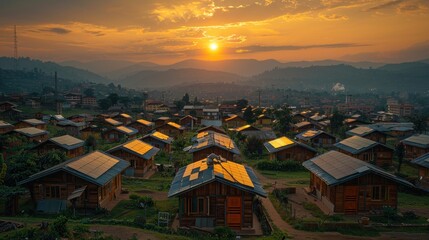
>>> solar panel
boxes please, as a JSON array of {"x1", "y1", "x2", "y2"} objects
[
  {"x1": 313, "y1": 151, "x2": 364, "y2": 180},
  {"x1": 105, "y1": 118, "x2": 122, "y2": 126},
  {"x1": 197, "y1": 131, "x2": 209, "y2": 139},
  {"x1": 268, "y1": 136, "x2": 294, "y2": 149},
  {"x1": 117, "y1": 126, "x2": 135, "y2": 134},
  {"x1": 120, "y1": 113, "x2": 132, "y2": 118},
  {"x1": 167, "y1": 122, "x2": 182, "y2": 129},
  {"x1": 51, "y1": 135, "x2": 83, "y2": 147},
  {"x1": 339, "y1": 136, "x2": 375, "y2": 150},
  {"x1": 67, "y1": 151, "x2": 119, "y2": 179},
  {"x1": 302, "y1": 130, "x2": 319, "y2": 138},
  {"x1": 137, "y1": 119, "x2": 153, "y2": 126},
  {"x1": 152, "y1": 131, "x2": 170, "y2": 140},
  {"x1": 236, "y1": 125, "x2": 251, "y2": 132},
  {"x1": 123, "y1": 139, "x2": 152, "y2": 155}
]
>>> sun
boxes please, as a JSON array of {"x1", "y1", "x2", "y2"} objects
[{"x1": 209, "y1": 42, "x2": 218, "y2": 51}]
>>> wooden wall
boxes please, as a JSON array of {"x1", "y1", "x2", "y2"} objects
[
  {"x1": 192, "y1": 146, "x2": 236, "y2": 162},
  {"x1": 36, "y1": 143, "x2": 84, "y2": 158},
  {"x1": 109, "y1": 149, "x2": 154, "y2": 177},
  {"x1": 272, "y1": 145, "x2": 316, "y2": 162},
  {"x1": 404, "y1": 144, "x2": 429, "y2": 160}
]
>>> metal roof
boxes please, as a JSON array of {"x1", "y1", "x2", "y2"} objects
[
  {"x1": 264, "y1": 136, "x2": 317, "y2": 153},
  {"x1": 14, "y1": 127, "x2": 48, "y2": 137},
  {"x1": 22, "y1": 118, "x2": 45, "y2": 125},
  {"x1": 52, "y1": 115, "x2": 66, "y2": 121},
  {"x1": 142, "y1": 131, "x2": 173, "y2": 144},
  {"x1": 235, "y1": 125, "x2": 259, "y2": 132},
  {"x1": 48, "y1": 135, "x2": 84, "y2": 150},
  {"x1": 369, "y1": 122, "x2": 414, "y2": 133},
  {"x1": 294, "y1": 121, "x2": 312, "y2": 128},
  {"x1": 302, "y1": 150, "x2": 413, "y2": 187},
  {"x1": 116, "y1": 126, "x2": 138, "y2": 135},
  {"x1": 334, "y1": 136, "x2": 382, "y2": 154},
  {"x1": 187, "y1": 132, "x2": 240, "y2": 155},
  {"x1": 346, "y1": 126, "x2": 376, "y2": 137},
  {"x1": 411, "y1": 152, "x2": 429, "y2": 169},
  {"x1": 18, "y1": 151, "x2": 129, "y2": 186},
  {"x1": 108, "y1": 139, "x2": 159, "y2": 160},
  {"x1": 136, "y1": 119, "x2": 154, "y2": 127},
  {"x1": 57, "y1": 120, "x2": 86, "y2": 127},
  {"x1": 296, "y1": 130, "x2": 335, "y2": 141},
  {"x1": 0, "y1": 120, "x2": 13, "y2": 128},
  {"x1": 242, "y1": 130, "x2": 276, "y2": 141},
  {"x1": 166, "y1": 122, "x2": 185, "y2": 130},
  {"x1": 168, "y1": 154, "x2": 266, "y2": 198},
  {"x1": 197, "y1": 125, "x2": 226, "y2": 134},
  {"x1": 105, "y1": 118, "x2": 122, "y2": 126},
  {"x1": 402, "y1": 134, "x2": 429, "y2": 149}
]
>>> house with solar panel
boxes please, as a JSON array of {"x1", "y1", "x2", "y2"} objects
[
  {"x1": 18, "y1": 151, "x2": 129, "y2": 213},
  {"x1": 12, "y1": 127, "x2": 49, "y2": 143},
  {"x1": 103, "y1": 118, "x2": 123, "y2": 128},
  {"x1": 186, "y1": 132, "x2": 240, "y2": 162},
  {"x1": 0, "y1": 120, "x2": 14, "y2": 134},
  {"x1": 168, "y1": 154, "x2": 266, "y2": 231},
  {"x1": 33, "y1": 135, "x2": 85, "y2": 158},
  {"x1": 411, "y1": 153, "x2": 429, "y2": 191},
  {"x1": 401, "y1": 134, "x2": 429, "y2": 160},
  {"x1": 141, "y1": 131, "x2": 173, "y2": 153},
  {"x1": 292, "y1": 121, "x2": 317, "y2": 133},
  {"x1": 346, "y1": 126, "x2": 387, "y2": 144},
  {"x1": 102, "y1": 126, "x2": 138, "y2": 143},
  {"x1": 179, "y1": 115, "x2": 198, "y2": 130},
  {"x1": 155, "y1": 122, "x2": 185, "y2": 138},
  {"x1": 154, "y1": 116, "x2": 171, "y2": 127},
  {"x1": 224, "y1": 115, "x2": 247, "y2": 128},
  {"x1": 335, "y1": 136, "x2": 393, "y2": 167},
  {"x1": 15, "y1": 118, "x2": 47, "y2": 130},
  {"x1": 112, "y1": 113, "x2": 133, "y2": 125},
  {"x1": 197, "y1": 125, "x2": 226, "y2": 135},
  {"x1": 255, "y1": 114, "x2": 273, "y2": 127},
  {"x1": 264, "y1": 136, "x2": 317, "y2": 162},
  {"x1": 108, "y1": 139, "x2": 159, "y2": 177},
  {"x1": 127, "y1": 119, "x2": 154, "y2": 135},
  {"x1": 296, "y1": 130, "x2": 336, "y2": 148},
  {"x1": 303, "y1": 151, "x2": 413, "y2": 214}
]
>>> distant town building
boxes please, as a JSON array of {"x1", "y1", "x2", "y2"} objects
[
  {"x1": 387, "y1": 99, "x2": 414, "y2": 117},
  {"x1": 82, "y1": 96, "x2": 98, "y2": 108}
]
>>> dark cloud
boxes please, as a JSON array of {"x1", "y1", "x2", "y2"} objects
[
  {"x1": 231, "y1": 43, "x2": 368, "y2": 54},
  {"x1": 39, "y1": 27, "x2": 72, "y2": 34},
  {"x1": 366, "y1": 0, "x2": 403, "y2": 12}
]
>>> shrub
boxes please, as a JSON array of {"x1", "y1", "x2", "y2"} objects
[
  {"x1": 129, "y1": 194, "x2": 140, "y2": 201},
  {"x1": 257, "y1": 160, "x2": 304, "y2": 171},
  {"x1": 51, "y1": 215, "x2": 69, "y2": 237},
  {"x1": 213, "y1": 226, "x2": 236, "y2": 240},
  {"x1": 138, "y1": 196, "x2": 154, "y2": 208}
]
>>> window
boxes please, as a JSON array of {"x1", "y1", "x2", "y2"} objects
[
  {"x1": 372, "y1": 186, "x2": 388, "y2": 200},
  {"x1": 45, "y1": 186, "x2": 60, "y2": 198},
  {"x1": 190, "y1": 197, "x2": 206, "y2": 214}
]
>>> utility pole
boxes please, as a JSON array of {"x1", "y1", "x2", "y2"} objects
[
  {"x1": 257, "y1": 89, "x2": 261, "y2": 108},
  {"x1": 14, "y1": 25, "x2": 18, "y2": 70},
  {"x1": 55, "y1": 72, "x2": 63, "y2": 115}
]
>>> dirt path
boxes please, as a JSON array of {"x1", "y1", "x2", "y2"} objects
[{"x1": 89, "y1": 224, "x2": 161, "y2": 240}]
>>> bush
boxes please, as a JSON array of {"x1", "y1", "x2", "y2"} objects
[
  {"x1": 257, "y1": 160, "x2": 304, "y2": 171},
  {"x1": 139, "y1": 196, "x2": 154, "y2": 208},
  {"x1": 213, "y1": 226, "x2": 236, "y2": 240},
  {"x1": 129, "y1": 194, "x2": 140, "y2": 201},
  {"x1": 51, "y1": 215, "x2": 69, "y2": 237}
]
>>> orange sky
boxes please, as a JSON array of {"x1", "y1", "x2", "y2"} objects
[{"x1": 0, "y1": 0, "x2": 428, "y2": 64}]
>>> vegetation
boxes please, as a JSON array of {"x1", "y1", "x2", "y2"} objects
[{"x1": 257, "y1": 160, "x2": 304, "y2": 172}]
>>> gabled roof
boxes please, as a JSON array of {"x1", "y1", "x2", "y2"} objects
[
  {"x1": 369, "y1": 122, "x2": 414, "y2": 133},
  {"x1": 21, "y1": 118, "x2": 45, "y2": 126},
  {"x1": 401, "y1": 134, "x2": 429, "y2": 149},
  {"x1": 335, "y1": 136, "x2": 391, "y2": 154},
  {"x1": 108, "y1": 139, "x2": 159, "y2": 160},
  {"x1": 411, "y1": 152, "x2": 429, "y2": 169},
  {"x1": 180, "y1": 115, "x2": 197, "y2": 121},
  {"x1": 142, "y1": 131, "x2": 173, "y2": 144},
  {"x1": 235, "y1": 124, "x2": 260, "y2": 132},
  {"x1": 241, "y1": 130, "x2": 276, "y2": 141},
  {"x1": 187, "y1": 132, "x2": 240, "y2": 155},
  {"x1": 0, "y1": 120, "x2": 13, "y2": 128},
  {"x1": 309, "y1": 114, "x2": 327, "y2": 121},
  {"x1": 225, "y1": 115, "x2": 245, "y2": 122},
  {"x1": 119, "y1": 113, "x2": 132, "y2": 119},
  {"x1": 303, "y1": 151, "x2": 413, "y2": 187},
  {"x1": 168, "y1": 154, "x2": 266, "y2": 198},
  {"x1": 115, "y1": 126, "x2": 138, "y2": 135},
  {"x1": 346, "y1": 126, "x2": 377, "y2": 137},
  {"x1": 296, "y1": 130, "x2": 335, "y2": 141},
  {"x1": 105, "y1": 118, "x2": 122, "y2": 126},
  {"x1": 18, "y1": 151, "x2": 130, "y2": 186},
  {"x1": 165, "y1": 122, "x2": 185, "y2": 130},
  {"x1": 47, "y1": 135, "x2": 84, "y2": 150},
  {"x1": 14, "y1": 127, "x2": 48, "y2": 137},
  {"x1": 197, "y1": 125, "x2": 226, "y2": 134},
  {"x1": 57, "y1": 120, "x2": 86, "y2": 127},
  {"x1": 264, "y1": 136, "x2": 317, "y2": 153},
  {"x1": 135, "y1": 119, "x2": 154, "y2": 127},
  {"x1": 51, "y1": 115, "x2": 66, "y2": 121},
  {"x1": 294, "y1": 121, "x2": 312, "y2": 128}
]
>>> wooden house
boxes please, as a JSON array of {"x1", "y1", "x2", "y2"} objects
[
  {"x1": 127, "y1": 119, "x2": 154, "y2": 135},
  {"x1": 346, "y1": 126, "x2": 387, "y2": 144},
  {"x1": 292, "y1": 112, "x2": 308, "y2": 123},
  {"x1": 104, "y1": 118, "x2": 123, "y2": 128},
  {"x1": 303, "y1": 151, "x2": 413, "y2": 214},
  {"x1": 102, "y1": 126, "x2": 138, "y2": 143},
  {"x1": 369, "y1": 122, "x2": 414, "y2": 138},
  {"x1": 344, "y1": 118, "x2": 369, "y2": 129},
  {"x1": 13, "y1": 127, "x2": 49, "y2": 143},
  {"x1": 309, "y1": 114, "x2": 327, "y2": 122},
  {"x1": 15, "y1": 118, "x2": 47, "y2": 130},
  {"x1": 141, "y1": 131, "x2": 173, "y2": 153},
  {"x1": 50, "y1": 115, "x2": 66, "y2": 125},
  {"x1": 296, "y1": 130, "x2": 336, "y2": 148},
  {"x1": 186, "y1": 132, "x2": 241, "y2": 162},
  {"x1": 255, "y1": 114, "x2": 273, "y2": 127},
  {"x1": 264, "y1": 136, "x2": 317, "y2": 162},
  {"x1": 155, "y1": 122, "x2": 185, "y2": 138},
  {"x1": 183, "y1": 105, "x2": 204, "y2": 118},
  {"x1": 113, "y1": 113, "x2": 133, "y2": 125},
  {"x1": 401, "y1": 134, "x2": 429, "y2": 160},
  {"x1": 234, "y1": 125, "x2": 260, "y2": 133},
  {"x1": 292, "y1": 121, "x2": 316, "y2": 133},
  {"x1": 80, "y1": 125, "x2": 101, "y2": 140},
  {"x1": 335, "y1": 136, "x2": 393, "y2": 167},
  {"x1": 0, "y1": 101, "x2": 17, "y2": 112},
  {"x1": 168, "y1": 154, "x2": 267, "y2": 230},
  {"x1": 0, "y1": 120, "x2": 14, "y2": 134},
  {"x1": 34, "y1": 135, "x2": 85, "y2": 158},
  {"x1": 57, "y1": 120, "x2": 86, "y2": 137},
  {"x1": 411, "y1": 153, "x2": 429, "y2": 192},
  {"x1": 179, "y1": 115, "x2": 198, "y2": 130},
  {"x1": 108, "y1": 139, "x2": 159, "y2": 177},
  {"x1": 18, "y1": 151, "x2": 129, "y2": 213},
  {"x1": 224, "y1": 115, "x2": 247, "y2": 128},
  {"x1": 197, "y1": 125, "x2": 226, "y2": 135},
  {"x1": 154, "y1": 117, "x2": 170, "y2": 127}
]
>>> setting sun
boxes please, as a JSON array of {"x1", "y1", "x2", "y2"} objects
[{"x1": 209, "y1": 42, "x2": 218, "y2": 51}]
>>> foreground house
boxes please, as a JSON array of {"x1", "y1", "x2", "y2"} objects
[
  {"x1": 141, "y1": 131, "x2": 173, "y2": 153},
  {"x1": 103, "y1": 126, "x2": 138, "y2": 142},
  {"x1": 264, "y1": 136, "x2": 317, "y2": 162},
  {"x1": 15, "y1": 118, "x2": 47, "y2": 130},
  {"x1": 401, "y1": 134, "x2": 429, "y2": 160},
  {"x1": 186, "y1": 132, "x2": 240, "y2": 161},
  {"x1": 128, "y1": 119, "x2": 154, "y2": 135},
  {"x1": 0, "y1": 120, "x2": 14, "y2": 134},
  {"x1": 168, "y1": 154, "x2": 266, "y2": 230},
  {"x1": 13, "y1": 127, "x2": 49, "y2": 143},
  {"x1": 18, "y1": 151, "x2": 129, "y2": 213},
  {"x1": 34, "y1": 135, "x2": 85, "y2": 158},
  {"x1": 346, "y1": 126, "x2": 387, "y2": 144},
  {"x1": 335, "y1": 136, "x2": 393, "y2": 167},
  {"x1": 296, "y1": 130, "x2": 336, "y2": 148},
  {"x1": 411, "y1": 153, "x2": 429, "y2": 192},
  {"x1": 108, "y1": 139, "x2": 159, "y2": 177},
  {"x1": 155, "y1": 122, "x2": 185, "y2": 138},
  {"x1": 303, "y1": 151, "x2": 413, "y2": 214}
]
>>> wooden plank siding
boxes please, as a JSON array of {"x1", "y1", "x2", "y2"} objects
[
  {"x1": 337, "y1": 145, "x2": 393, "y2": 167},
  {"x1": 108, "y1": 149, "x2": 155, "y2": 177},
  {"x1": 192, "y1": 147, "x2": 236, "y2": 162},
  {"x1": 35, "y1": 143, "x2": 84, "y2": 158},
  {"x1": 270, "y1": 145, "x2": 316, "y2": 162}
]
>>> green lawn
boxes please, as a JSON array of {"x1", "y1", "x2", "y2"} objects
[
  {"x1": 259, "y1": 170, "x2": 309, "y2": 180},
  {"x1": 123, "y1": 172, "x2": 174, "y2": 192},
  {"x1": 398, "y1": 192, "x2": 429, "y2": 208}
]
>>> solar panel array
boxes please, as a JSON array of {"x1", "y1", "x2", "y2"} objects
[
  {"x1": 213, "y1": 133, "x2": 235, "y2": 149},
  {"x1": 339, "y1": 136, "x2": 375, "y2": 150},
  {"x1": 105, "y1": 118, "x2": 122, "y2": 126},
  {"x1": 120, "y1": 113, "x2": 132, "y2": 118},
  {"x1": 137, "y1": 119, "x2": 153, "y2": 126},
  {"x1": 268, "y1": 136, "x2": 294, "y2": 149},
  {"x1": 313, "y1": 151, "x2": 364, "y2": 180},
  {"x1": 117, "y1": 126, "x2": 135, "y2": 134},
  {"x1": 349, "y1": 126, "x2": 373, "y2": 135},
  {"x1": 167, "y1": 122, "x2": 183, "y2": 129},
  {"x1": 67, "y1": 151, "x2": 119, "y2": 179},
  {"x1": 123, "y1": 139, "x2": 152, "y2": 155},
  {"x1": 51, "y1": 135, "x2": 83, "y2": 147},
  {"x1": 152, "y1": 131, "x2": 170, "y2": 140},
  {"x1": 196, "y1": 131, "x2": 209, "y2": 139},
  {"x1": 15, "y1": 127, "x2": 46, "y2": 135}
]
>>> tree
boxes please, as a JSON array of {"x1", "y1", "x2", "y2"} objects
[
  {"x1": 107, "y1": 93, "x2": 119, "y2": 105},
  {"x1": 84, "y1": 88, "x2": 94, "y2": 97},
  {"x1": 408, "y1": 114, "x2": 428, "y2": 134},
  {"x1": 243, "y1": 106, "x2": 255, "y2": 123},
  {"x1": 38, "y1": 150, "x2": 66, "y2": 170},
  {"x1": 182, "y1": 93, "x2": 190, "y2": 105},
  {"x1": 244, "y1": 136, "x2": 264, "y2": 158},
  {"x1": 330, "y1": 110, "x2": 345, "y2": 134},
  {"x1": 174, "y1": 100, "x2": 185, "y2": 111},
  {"x1": 273, "y1": 106, "x2": 292, "y2": 133},
  {"x1": 119, "y1": 96, "x2": 131, "y2": 108},
  {"x1": 85, "y1": 135, "x2": 97, "y2": 152},
  {"x1": 236, "y1": 99, "x2": 248, "y2": 111},
  {"x1": 0, "y1": 154, "x2": 7, "y2": 185},
  {"x1": 5, "y1": 150, "x2": 38, "y2": 186},
  {"x1": 98, "y1": 98, "x2": 112, "y2": 111},
  {"x1": 395, "y1": 142, "x2": 405, "y2": 173}
]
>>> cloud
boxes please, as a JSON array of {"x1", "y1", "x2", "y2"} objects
[
  {"x1": 231, "y1": 43, "x2": 368, "y2": 54},
  {"x1": 397, "y1": 1, "x2": 429, "y2": 14},
  {"x1": 319, "y1": 13, "x2": 348, "y2": 20},
  {"x1": 85, "y1": 30, "x2": 105, "y2": 36},
  {"x1": 38, "y1": 27, "x2": 71, "y2": 34},
  {"x1": 366, "y1": 0, "x2": 403, "y2": 12}
]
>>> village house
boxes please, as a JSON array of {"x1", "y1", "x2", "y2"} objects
[
  {"x1": 82, "y1": 96, "x2": 98, "y2": 108},
  {"x1": 292, "y1": 121, "x2": 316, "y2": 132},
  {"x1": 411, "y1": 153, "x2": 429, "y2": 192},
  {"x1": 154, "y1": 116, "x2": 171, "y2": 127},
  {"x1": 13, "y1": 127, "x2": 49, "y2": 143},
  {"x1": 50, "y1": 115, "x2": 66, "y2": 125},
  {"x1": 179, "y1": 115, "x2": 198, "y2": 130},
  {"x1": 296, "y1": 130, "x2": 336, "y2": 148},
  {"x1": 369, "y1": 122, "x2": 414, "y2": 138},
  {"x1": 401, "y1": 134, "x2": 429, "y2": 160},
  {"x1": 15, "y1": 118, "x2": 47, "y2": 130},
  {"x1": 197, "y1": 125, "x2": 226, "y2": 135},
  {"x1": 234, "y1": 125, "x2": 260, "y2": 134},
  {"x1": 108, "y1": 139, "x2": 159, "y2": 177},
  {"x1": 33, "y1": 135, "x2": 85, "y2": 158},
  {"x1": 291, "y1": 112, "x2": 309, "y2": 123},
  {"x1": 168, "y1": 154, "x2": 266, "y2": 230},
  {"x1": 186, "y1": 132, "x2": 240, "y2": 162},
  {"x1": 103, "y1": 126, "x2": 138, "y2": 142},
  {"x1": 264, "y1": 136, "x2": 317, "y2": 162},
  {"x1": 155, "y1": 122, "x2": 185, "y2": 138},
  {"x1": 113, "y1": 113, "x2": 133, "y2": 125},
  {"x1": 57, "y1": 120, "x2": 87, "y2": 137},
  {"x1": 80, "y1": 125, "x2": 101, "y2": 140},
  {"x1": 201, "y1": 107, "x2": 222, "y2": 127},
  {"x1": 0, "y1": 120, "x2": 14, "y2": 134},
  {"x1": 343, "y1": 118, "x2": 369, "y2": 129},
  {"x1": 255, "y1": 114, "x2": 273, "y2": 127},
  {"x1": 18, "y1": 151, "x2": 129, "y2": 213},
  {"x1": 335, "y1": 136, "x2": 393, "y2": 167},
  {"x1": 0, "y1": 107, "x2": 22, "y2": 121},
  {"x1": 103, "y1": 118, "x2": 123, "y2": 128},
  {"x1": 127, "y1": 119, "x2": 154, "y2": 135},
  {"x1": 346, "y1": 126, "x2": 387, "y2": 144},
  {"x1": 303, "y1": 151, "x2": 413, "y2": 214},
  {"x1": 0, "y1": 101, "x2": 17, "y2": 112},
  {"x1": 235, "y1": 125, "x2": 276, "y2": 142},
  {"x1": 224, "y1": 115, "x2": 247, "y2": 128},
  {"x1": 141, "y1": 131, "x2": 173, "y2": 153},
  {"x1": 183, "y1": 105, "x2": 204, "y2": 118},
  {"x1": 144, "y1": 100, "x2": 169, "y2": 112}
]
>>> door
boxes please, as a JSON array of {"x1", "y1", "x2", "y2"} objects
[
  {"x1": 344, "y1": 186, "x2": 358, "y2": 214},
  {"x1": 226, "y1": 196, "x2": 242, "y2": 229}
]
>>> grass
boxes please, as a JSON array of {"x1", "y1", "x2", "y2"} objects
[
  {"x1": 123, "y1": 172, "x2": 174, "y2": 193},
  {"x1": 398, "y1": 192, "x2": 429, "y2": 208},
  {"x1": 259, "y1": 170, "x2": 309, "y2": 180}
]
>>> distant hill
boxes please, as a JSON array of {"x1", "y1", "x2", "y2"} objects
[
  {"x1": 119, "y1": 68, "x2": 245, "y2": 89},
  {"x1": 0, "y1": 57, "x2": 108, "y2": 83},
  {"x1": 60, "y1": 59, "x2": 139, "y2": 77},
  {"x1": 249, "y1": 63, "x2": 429, "y2": 93}
]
